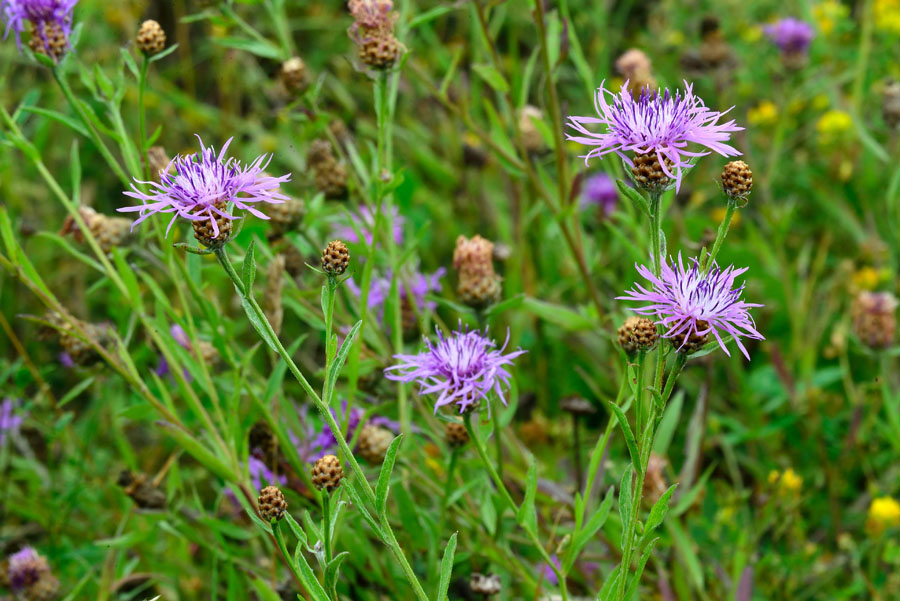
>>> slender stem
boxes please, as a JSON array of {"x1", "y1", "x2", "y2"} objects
[
  {"x1": 323, "y1": 277, "x2": 338, "y2": 407},
  {"x1": 703, "y1": 198, "x2": 737, "y2": 272},
  {"x1": 271, "y1": 520, "x2": 313, "y2": 596},
  {"x1": 431, "y1": 448, "x2": 459, "y2": 583},
  {"x1": 649, "y1": 192, "x2": 662, "y2": 276},
  {"x1": 51, "y1": 67, "x2": 131, "y2": 187},
  {"x1": 572, "y1": 413, "x2": 583, "y2": 494},
  {"x1": 138, "y1": 57, "x2": 150, "y2": 181},
  {"x1": 463, "y1": 414, "x2": 569, "y2": 601},
  {"x1": 322, "y1": 491, "x2": 333, "y2": 563},
  {"x1": 492, "y1": 403, "x2": 504, "y2": 481}
]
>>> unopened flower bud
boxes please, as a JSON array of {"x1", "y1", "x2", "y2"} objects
[
  {"x1": 453, "y1": 234, "x2": 501, "y2": 309},
  {"x1": 444, "y1": 421, "x2": 469, "y2": 448},
  {"x1": 136, "y1": 20, "x2": 166, "y2": 56},
  {"x1": 852, "y1": 291, "x2": 897, "y2": 349},
  {"x1": 518, "y1": 105, "x2": 545, "y2": 153},
  {"x1": 280, "y1": 56, "x2": 309, "y2": 94},
  {"x1": 321, "y1": 240, "x2": 350, "y2": 275},
  {"x1": 617, "y1": 316, "x2": 658, "y2": 354},
  {"x1": 721, "y1": 160, "x2": 753, "y2": 202},
  {"x1": 312, "y1": 454, "x2": 344, "y2": 492},
  {"x1": 357, "y1": 425, "x2": 393, "y2": 463},
  {"x1": 258, "y1": 485, "x2": 287, "y2": 522}
]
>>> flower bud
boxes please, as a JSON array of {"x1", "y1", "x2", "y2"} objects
[
  {"x1": 312, "y1": 454, "x2": 344, "y2": 492},
  {"x1": 136, "y1": 19, "x2": 166, "y2": 56},
  {"x1": 258, "y1": 485, "x2": 287, "y2": 522},
  {"x1": 321, "y1": 240, "x2": 350, "y2": 275}
]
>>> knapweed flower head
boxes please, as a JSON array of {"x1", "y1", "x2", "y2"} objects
[
  {"x1": 566, "y1": 81, "x2": 742, "y2": 191},
  {"x1": 617, "y1": 254, "x2": 764, "y2": 359},
  {"x1": 2, "y1": 0, "x2": 77, "y2": 51},
  {"x1": 384, "y1": 324, "x2": 526, "y2": 414},
  {"x1": 7, "y1": 546, "x2": 53, "y2": 591},
  {"x1": 580, "y1": 172, "x2": 619, "y2": 217},
  {"x1": 332, "y1": 205, "x2": 404, "y2": 247},
  {"x1": 292, "y1": 401, "x2": 399, "y2": 462},
  {"x1": 119, "y1": 136, "x2": 290, "y2": 238},
  {"x1": 763, "y1": 18, "x2": 815, "y2": 55},
  {"x1": 347, "y1": 0, "x2": 402, "y2": 69},
  {"x1": 0, "y1": 397, "x2": 25, "y2": 444}
]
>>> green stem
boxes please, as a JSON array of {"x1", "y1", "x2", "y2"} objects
[
  {"x1": 464, "y1": 414, "x2": 569, "y2": 601},
  {"x1": 703, "y1": 198, "x2": 737, "y2": 272},
  {"x1": 492, "y1": 403, "x2": 504, "y2": 482},
  {"x1": 649, "y1": 192, "x2": 662, "y2": 276},
  {"x1": 323, "y1": 276, "x2": 338, "y2": 407},
  {"x1": 51, "y1": 67, "x2": 131, "y2": 187},
  {"x1": 322, "y1": 491, "x2": 333, "y2": 563},
  {"x1": 138, "y1": 57, "x2": 150, "y2": 181}
]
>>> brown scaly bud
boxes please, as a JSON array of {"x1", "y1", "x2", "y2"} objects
[
  {"x1": 358, "y1": 35, "x2": 403, "y2": 69},
  {"x1": 671, "y1": 320, "x2": 710, "y2": 354},
  {"x1": 883, "y1": 79, "x2": 900, "y2": 131},
  {"x1": 311, "y1": 454, "x2": 344, "y2": 492},
  {"x1": 631, "y1": 152, "x2": 674, "y2": 193},
  {"x1": 280, "y1": 57, "x2": 309, "y2": 94},
  {"x1": 60, "y1": 206, "x2": 134, "y2": 254},
  {"x1": 560, "y1": 396, "x2": 597, "y2": 416},
  {"x1": 453, "y1": 235, "x2": 502, "y2": 309},
  {"x1": 117, "y1": 470, "x2": 166, "y2": 509},
  {"x1": 348, "y1": 0, "x2": 403, "y2": 70},
  {"x1": 357, "y1": 425, "x2": 394, "y2": 464},
  {"x1": 469, "y1": 573, "x2": 502, "y2": 597},
  {"x1": 445, "y1": 421, "x2": 469, "y2": 448},
  {"x1": 321, "y1": 240, "x2": 350, "y2": 275},
  {"x1": 249, "y1": 422, "x2": 279, "y2": 468},
  {"x1": 266, "y1": 196, "x2": 305, "y2": 240},
  {"x1": 518, "y1": 105, "x2": 545, "y2": 153},
  {"x1": 136, "y1": 20, "x2": 166, "y2": 56},
  {"x1": 264, "y1": 255, "x2": 286, "y2": 336},
  {"x1": 307, "y1": 139, "x2": 336, "y2": 167},
  {"x1": 194, "y1": 340, "x2": 221, "y2": 368},
  {"x1": 852, "y1": 291, "x2": 898, "y2": 349},
  {"x1": 147, "y1": 146, "x2": 171, "y2": 182},
  {"x1": 29, "y1": 22, "x2": 67, "y2": 61},
  {"x1": 617, "y1": 316, "x2": 659, "y2": 355},
  {"x1": 258, "y1": 486, "x2": 287, "y2": 522},
  {"x1": 721, "y1": 160, "x2": 753, "y2": 202},
  {"x1": 56, "y1": 318, "x2": 114, "y2": 366},
  {"x1": 192, "y1": 200, "x2": 232, "y2": 249},
  {"x1": 642, "y1": 453, "x2": 669, "y2": 506},
  {"x1": 307, "y1": 140, "x2": 348, "y2": 199},
  {"x1": 616, "y1": 48, "x2": 656, "y2": 97}
]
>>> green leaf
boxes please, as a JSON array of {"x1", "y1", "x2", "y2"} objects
[
  {"x1": 149, "y1": 43, "x2": 179, "y2": 63},
  {"x1": 94, "y1": 64, "x2": 115, "y2": 98},
  {"x1": 641, "y1": 484, "x2": 677, "y2": 541},
  {"x1": 607, "y1": 400, "x2": 641, "y2": 476},
  {"x1": 598, "y1": 565, "x2": 621, "y2": 601},
  {"x1": 472, "y1": 63, "x2": 510, "y2": 94},
  {"x1": 120, "y1": 48, "x2": 139, "y2": 78},
  {"x1": 618, "y1": 464, "x2": 633, "y2": 541},
  {"x1": 625, "y1": 537, "x2": 659, "y2": 600},
  {"x1": 58, "y1": 376, "x2": 95, "y2": 407},
  {"x1": 436, "y1": 532, "x2": 458, "y2": 601},
  {"x1": 325, "y1": 320, "x2": 362, "y2": 404},
  {"x1": 652, "y1": 390, "x2": 684, "y2": 456},
  {"x1": 345, "y1": 481, "x2": 385, "y2": 540},
  {"x1": 563, "y1": 485, "x2": 614, "y2": 573},
  {"x1": 522, "y1": 297, "x2": 594, "y2": 331},
  {"x1": 617, "y1": 180, "x2": 650, "y2": 218},
  {"x1": 240, "y1": 297, "x2": 279, "y2": 353},
  {"x1": 242, "y1": 239, "x2": 257, "y2": 294},
  {"x1": 516, "y1": 456, "x2": 538, "y2": 535},
  {"x1": 156, "y1": 421, "x2": 233, "y2": 482},
  {"x1": 667, "y1": 519, "x2": 704, "y2": 589},
  {"x1": 375, "y1": 434, "x2": 403, "y2": 516},
  {"x1": 19, "y1": 106, "x2": 89, "y2": 138},
  {"x1": 214, "y1": 37, "x2": 282, "y2": 60},
  {"x1": 283, "y1": 512, "x2": 308, "y2": 546},
  {"x1": 324, "y1": 551, "x2": 350, "y2": 598}
]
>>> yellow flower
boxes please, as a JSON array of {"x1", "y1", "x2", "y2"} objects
[
  {"x1": 813, "y1": 0, "x2": 849, "y2": 35},
  {"x1": 780, "y1": 468, "x2": 803, "y2": 494},
  {"x1": 875, "y1": 0, "x2": 900, "y2": 36},
  {"x1": 816, "y1": 110, "x2": 853, "y2": 145},
  {"x1": 866, "y1": 496, "x2": 900, "y2": 536},
  {"x1": 748, "y1": 101, "x2": 779, "y2": 128},
  {"x1": 852, "y1": 266, "x2": 882, "y2": 290},
  {"x1": 742, "y1": 25, "x2": 764, "y2": 43},
  {"x1": 712, "y1": 206, "x2": 741, "y2": 227}
]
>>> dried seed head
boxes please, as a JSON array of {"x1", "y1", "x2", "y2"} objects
[
  {"x1": 280, "y1": 56, "x2": 309, "y2": 94},
  {"x1": 192, "y1": 200, "x2": 232, "y2": 249},
  {"x1": 147, "y1": 146, "x2": 171, "y2": 181},
  {"x1": 518, "y1": 105, "x2": 545, "y2": 153},
  {"x1": 469, "y1": 572, "x2": 502, "y2": 596},
  {"x1": 883, "y1": 79, "x2": 900, "y2": 131},
  {"x1": 264, "y1": 255, "x2": 286, "y2": 336},
  {"x1": 615, "y1": 48, "x2": 656, "y2": 97},
  {"x1": 311, "y1": 454, "x2": 344, "y2": 492},
  {"x1": 444, "y1": 421, "x2": 469, "y2": 448},
  {"x1": 348, "y1": 0, "x2": 403, "y2": 69},
  {"x1": 117, "y1": 470, "x2": 166, "y2": 509},
  {"x1": 258, "y1": 485, "x2": 287, "y2": 522},
  {"x1": 852, "y1": 291, "x2": 898, "y2": 349},
  {"x1": 136, "y1": 20, "x2": 166, "y2": 56},
  {"x1": 358, "y1": 34, "x2": 402, "y2": 69},
  {"x1": 307, "y1": 139, "x2": 336, "y2": 167},
  {"x1": 59, "y1": 320, "x2": 113, "y2": 366},
  {"x1": 721, "y1": 160, "x2": 753, "y2": 202},
  {"x1": 454, "y1": 235, "x2": 502, "y2": 309},
  {"x1": 266, "y1": 196, "x2": 305, "y2": 239},
  {"x1": 631, "y1": 152, "x2": 675, "y2": 193},
  {"x1": 357, "y1": 425, "x2": 394, "y2": 463},
  {"x1": 617, "y1": 316, "x2": 659, "y2": 354},
  {"x1": 670, "y1": 319, "x2": 710, "y2": 354},
  {"x1": 642, "y1": 453, "x2": 669, "y2": 506},
  {"x1": 60, "y1": 207, "x2": 134, "y2": 254},
  {"x1": 249, "y1": 421, "x2": 279, "y2": 467},
  {"x1": 307, "y1": 140, "x2": 348, "y2": 199},
  {"x1": 29, "y1": 22, "x2": 67, "y2": 61},
  {"x1": 560, "y1": 396, "x2": 597, "y2": 416},
  {"x1": 321, "y1": 240, "x2": 350, "y2": 275}
]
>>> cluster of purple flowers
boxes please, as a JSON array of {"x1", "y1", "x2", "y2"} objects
[
  {"x1": 332, "y1": 205, "x2": 405, "y2": 247},
  {"x1": 566, "y1": 81, "x2": 743, "y2": 191},
  {"x1": 579, "y1": 172, "x2": 619, "y2": 218},
  {"x1": 1, "y1": 0, "x2": 77, "y2": 50},
  {"x1": 346, "y1": 267, "x2": 445, "y2": 326},
  {"x1": 764, "y1": 18, "x2": 815, "y2": 56},
  {"x1": 119, "y1": 136, "x2": 290, "y2": 237},
  {"x1": 291, "y1": 401, "x2": 399, "y2": 462},
  {"x1": 618, "y1": 254, "x2": 764, "y2": 359},
  {"x1": 385, "y1": 324, "x2": 526, "y2": 414},
  {"x1": 0, "y1": 397, "x2": 25, "y2": 444}
]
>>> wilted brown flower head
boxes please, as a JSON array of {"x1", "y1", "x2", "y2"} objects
[
  {"x1": 852, "y1": 291, "x2": 898, "y2": 349},
  {"x1": 453, "y1": 235, "x2": 501, "y2": 308}
]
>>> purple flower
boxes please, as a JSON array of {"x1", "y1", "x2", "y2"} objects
[
  {"x1": 7, "y1": 546, "x2": 51, "y2": 591},
  {"x1": 566, "y1": 81, "x2": 743, "y2": 191},
  {"x1": 764, "y1": 18, "x2": 815, "y2": 55},
  {"x1": 2, "y1": 0, "x2": 77, "y2": 51},
  {"x1": 292, "y1": 401, "x2": 399, "y2": 462},
  {"x1": 333, "y1": 205, "x2": 404, "y2": 247},
  {"x1": 0, "y1": 398, "x2": 25, "y2": 444},
  {"x1": 540, "y1": 554, "x2": 561, "y2": 586},
  {"x1": 384, "y1": 324, "x2": 526, "y2": 414},
  {"x1": 580, "y1": 172, "x2": 619, "y2": 217},
  {"x1": 617, "y1": 254, "x2": 764, "y2": 359},
  {"x1": 154, "y1": 324, "x2": 195, "y2": 379},
  {"x1": 119, "y1": 136, "x2": 290, "y2": 237},
  {"x1": 248, "y1": 454, "x2": 286, "y2": 490},
  {"x1": 346, "y1": 267, "x2": 445, "y2": 325}
]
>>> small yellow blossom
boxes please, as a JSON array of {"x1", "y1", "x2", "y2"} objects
[
  {"x1": 748, "y1": 101, "x2": 779, "y2": 128},
  {"x1": 742, "y1": 24, "x2": 764, "y2": 43},
  {"x1": 813, "y1": 0, "x2": 849, "y2": 35},
  {"x1": 769, "y1": 468, "x2": 803, "y2": 496},
  {"x1": 712, "y1": 206, "x2": 741, "y2": 227},
  {"x1": 816, "y1": 110, "x2": 853, "y2": 145},
  {"x1": 874, "y1": 0, "x2": 900, "y2": 36},
  {"x1": 866, "y1": 496, "x2": 900, "y2": 536},
  {"x1": 852, "y1": 266, "x2": 882, "y2": 291}
]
